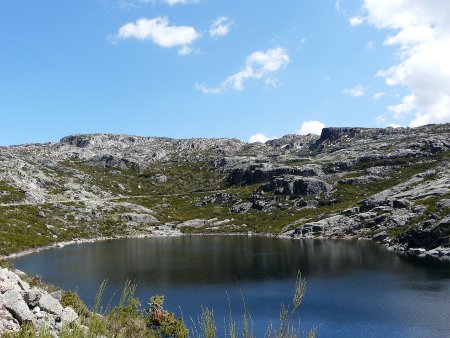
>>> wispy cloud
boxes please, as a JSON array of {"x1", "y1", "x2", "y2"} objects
[
  {"x1": 349, "y1": 16, "x2": 365, "y2": 26},
  {"x1": 342, "y1": 84, "x2": 365, "y2": 97},
  {"x1": 209, "y1": 17, "x2": 233, "y2": 38},
  {"x1": 196, "y1": 47, "x2": 290, "y2": 94},
  {"x1": 373, "y1": 92, "x2": 385, "y2": 100},
  {"x1": 110, "y1": 17, "x2": 200, "y2": 55}
]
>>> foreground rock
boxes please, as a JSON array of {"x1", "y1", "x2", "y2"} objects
[{"x1": 0, "y1": 267, "x2": 79, "y2": 336}]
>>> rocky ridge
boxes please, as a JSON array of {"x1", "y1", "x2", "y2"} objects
[{"x1": 0, "y1": 124, "x2": 449, "y2": 261}]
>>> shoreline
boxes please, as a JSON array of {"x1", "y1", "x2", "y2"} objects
[{"x1": 3, "y1": 228, "x2": 450, "y2": 262}]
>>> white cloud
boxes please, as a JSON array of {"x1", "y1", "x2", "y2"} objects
[
  {"x1": 197, "y1": 47, "x2": 290, "y2": 94},
  {"x1": 387, "y1": 123, "x2": 401, "y2": 128},
  {"x1": 195, "y1": 83, "x2": 221, "y2": 95},
  {"x1": 342, "y1": 84, "x2": 365, "y2": 97},
  {"x1": 209, "y1": 17, "x2": 233, "y2": 38},
  {"x1": 297, "y1": 121, "x2": 325, "y2": 135},
  {"x1": 112, "y1": 17, "x2": 200, "y2": 54},
  {"x1": 249, "y1": 133, "x2": 271, "y2": 143},
  {"x1": 373, "y1": 92, "x2": 385, "y2": 99},
  {"x1": 361, "y1": 0, "x2": 450, "y2": 127},
  {"x1": 349, "y1": 16, "x2": 365, "y2": 26}
]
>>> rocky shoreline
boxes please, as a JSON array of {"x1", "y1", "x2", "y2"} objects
[{"x1": 4, "y1": 226, "x2": 449, "y2": 263}]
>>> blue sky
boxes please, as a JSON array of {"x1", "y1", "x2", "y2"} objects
[{"x1": 1, "y1": 0, "x2": 449, "y2": 145}]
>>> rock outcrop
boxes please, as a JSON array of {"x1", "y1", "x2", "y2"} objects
[
  {"x1": 0, "y1": 267, "x2": 79, "y2": 336},
  {"x1": 261, "y1": 176, "x2": 331, "y2": 196}
]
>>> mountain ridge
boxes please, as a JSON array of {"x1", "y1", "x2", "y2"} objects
[{"x1": 0, "y1": 123, "x2": 449, "y2": 259}]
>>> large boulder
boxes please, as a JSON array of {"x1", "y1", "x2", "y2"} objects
[
  {"x1": 262, "y1": 176, "x2": 331, "y2": 196},
  {"x1": 87, "y1": 154, "x2": 146, "y2": 172},
  {"x1": 400, "y1": 216, "x2": 450, "y2": 250},
  {"x1": 38, "y1": 294, "x2": 64, "y2": 317},
  {"x1": 122, "y1": 213, "x2": 158, "y2": 224},
  {"x1": 0, "y1": 304, "x2": 20, "y2": 334},
  {"x1": 24, "y1": 288, "x2": 43, "y2": 307},
  {"x1": 227, "y1": 163, "x2": 324, "y2": 186},
  {"x1": 62, "y1": 306, "x2": 79, "y2": 325},
  {"x1": 1, "y1": 290, "x2": 32, "y2": 323}
]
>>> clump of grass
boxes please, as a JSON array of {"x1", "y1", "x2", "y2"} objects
[
  {"x1": 61, "y1": 291, "x2": 92, "y2": 319},
  {"x1": 62, "y1": 280, "x2": 189, "y2": 338},
  {"x1": 0, "y1": 181, "x2": 26, "y2": 204}
]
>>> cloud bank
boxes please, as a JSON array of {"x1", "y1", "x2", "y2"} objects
[{"x1": 361, "y1": 0, "x2": 450, "y2": 127}]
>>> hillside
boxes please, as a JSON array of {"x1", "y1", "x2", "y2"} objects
[{"x1": 0, "y1": 124, "x2": 449, "y2": 258}]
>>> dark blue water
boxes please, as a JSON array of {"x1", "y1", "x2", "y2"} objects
[{"x1": 11, "y1": 236, "x2": 450, "y2": 337}]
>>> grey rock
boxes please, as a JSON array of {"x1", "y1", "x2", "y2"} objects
[
  {"x1": 266, "y1": 134, "x2": 319, "y2": 150},
  {"x1": 24, "y1": 288, "x2": 43, "y2": 307},
  {"x1": 230, "y1": 202, "x2": 253, "y2": 213},
  {"x1": 437, "y1": 199, "x2": 450, "y2": 209},
  {"x1": 0, "y1": 304, "x2": 20, "y2": 334},
  {"x1": 226, "y1": 163, "x2": 324, "y2": 186},
  {"x1": 316, "y1": 127, "x2": 374, "y2": 144},
  {"x1": 408, "y1": 248, "x2": 426, "y2": 255},
  {"x1": 1, "y1": 290, "x2": 32, "y2": 323},
  {"x1": 122, "y1": 213, "x2": 158, "y2": 224},
  {"x1": 393, "y1": 199, "x2": 410, "y2": 209},
  {"x1": 262, "y1": 176, "x2": 331, "y2": 196},
  {"x1": 62, "y1": 307, "x2": 79, "y2": 325},
  {"x1": 151, "y1": 174, "x2": 168, "y2": 183},
  {"x1": 38, "y1": 294, "x2": 64, "y2": 317},
  {"x1": 373, "y1": 231, "x2": 388, "y2": 242},
  {"x1": 364, "y1": 166, "x2": 393, "y2": 176},
  {"x1": 196, "y1": 193, "x2": 236, "y2": 207},
  {"x1": 51, "y1": 291, "x2": 62, "y2": 301}
]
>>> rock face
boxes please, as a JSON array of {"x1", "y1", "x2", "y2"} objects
[
  {"x1": 261, "y1": 176, "x2": 331, "y2": 196},
  {"x1": 401, "y1": 216, "x2": 450, "y2": 250},
  {"x1": 266, "y1": 134, "x2": 319, "y2": 150},
  {"x1": 226, "y1": 163, "x2": 324, "y2": 186},
  {"x1": 2, "y1": 290, "x2": 32, "y2": 322},
  {"x1": 316, "y1": 127, "x2": 373, "y2": 144},
  {"x1": 0, "y1": 267, "x2": 80, "y2": 336}
]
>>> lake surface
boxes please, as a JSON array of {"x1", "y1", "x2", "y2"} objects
[{"x1": 11, "y1": 236, "x2": 450, "y2": 337}]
